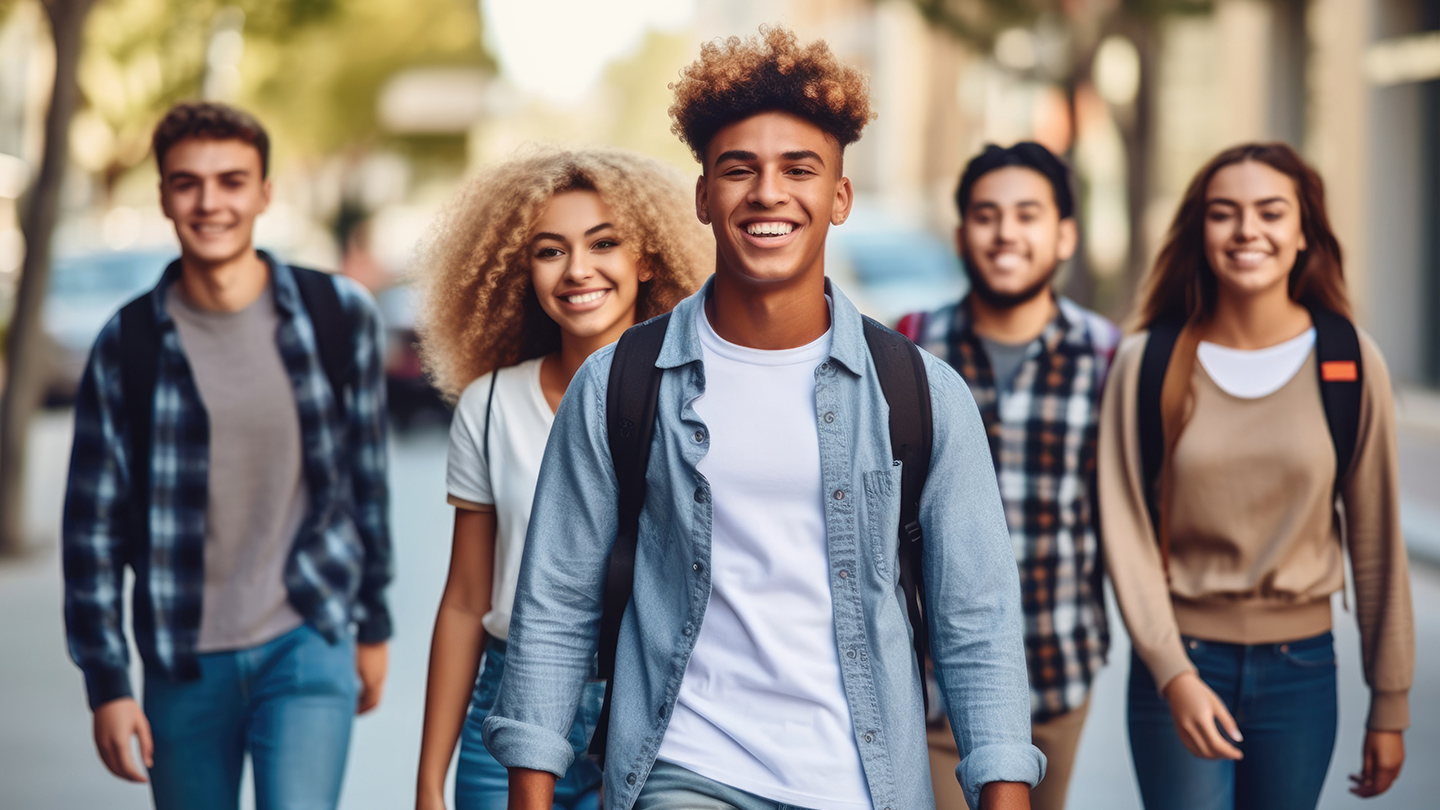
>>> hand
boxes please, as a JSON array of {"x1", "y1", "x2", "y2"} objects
[
  {"x1": 1349, "y1": 730, "x2": 1404, "y2": 797},
  {"x1": 978, "y1": 781, "x2": 1030, "y2": 809},
  {"x1": 357, "y1": 641, "x2": 389, "y2": 714},
  {"x1": 1161, "y1": 670, "x2": 1243, "y2": 760},
  {"x1": 92, "y1": 697, "x2": 153, "y2": 783}
]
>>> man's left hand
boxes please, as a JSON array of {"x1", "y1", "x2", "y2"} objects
[{"x1": 356, "y1": 641, "x2": 389, "y2": 714}]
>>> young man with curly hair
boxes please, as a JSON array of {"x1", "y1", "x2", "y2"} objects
[
  {"x1": 897, "y1": 143, "x2": 1120, "y2": 810},
  {"x1": 483, "y1": 28, "x2": 1042, "y2": 810},
  {"x1": 62, "y1": 101, "x2": 392, "y2": 809}
]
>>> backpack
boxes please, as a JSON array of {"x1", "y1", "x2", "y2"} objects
[
  {"x1": 589, "y1": 311, "x2": 933, "y2": 762},
  {"x1": 117, "y1": 264, "x2": 354, "y2": 548},
  {"x1": 1137, "y1": 305, "x2": 1363, "y2": 544}
]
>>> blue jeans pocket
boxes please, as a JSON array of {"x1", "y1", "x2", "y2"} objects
[{"x1": 1276, "y1": 632, "x2": 1336, "y2": 668}]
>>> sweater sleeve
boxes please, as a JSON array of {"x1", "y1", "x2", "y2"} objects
[
  {"x1": 1097, "y1": 333, "x2": 1195, "y2": 693},
  {"x1": 1342, "y1": 333, "x2": 1414, "y2": 731}
]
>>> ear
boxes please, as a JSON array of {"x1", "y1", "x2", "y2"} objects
[
  {"x1": 637, "y1": 257, "x2": 655, "y2": 283},
  {"x1": 260, "y1": 177, "x2": 274, "y2": 213},
  {"x1": 158, "y1": 178, "x2": 174, "y2": 220},
  {"x1": 954, "y1": 224, "x2": 965, "y2": 257},
  {"x1": 694, "y1": 175, "x2": 710, "y2": 225},
  {"x1": 1056, "y1": 217, "x2": 1079, "y2": 262},
  {"x1": 1297, "y1": 229, "x2": 1308, "y2": 253},
  {"x1": 830, "y1": 176, "x2": 855, "y2": 226}
]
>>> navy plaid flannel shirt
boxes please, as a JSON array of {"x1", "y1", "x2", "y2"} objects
[
  {"x1": 899, "y1": 295, "x2": 1118, "y2": 721},
  {"x1": 63, "y1": 256, "x2": 392, "y2": 709}
]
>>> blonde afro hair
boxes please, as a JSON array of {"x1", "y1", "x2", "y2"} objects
[
  {"x1": 668, "y1": 25, "x2": 876, "y2": 163},
  {"x1": 413, "y1": 146, "x2": 712, "y2": 399}
]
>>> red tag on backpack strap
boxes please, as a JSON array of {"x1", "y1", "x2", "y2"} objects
[{"x1": 1321, "y1": 360, "x2": 1358, "y2": 382}]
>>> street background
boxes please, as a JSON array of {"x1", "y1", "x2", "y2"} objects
[{"x1": 2, "y1": 0, "x2": 1439, "y2": 808}]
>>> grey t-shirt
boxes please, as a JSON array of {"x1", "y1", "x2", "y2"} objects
[
  {"x1": 168, "y1": 285, "x2": 307, "y2": 652},
  {"x1": 980, "y1": 336, "x2": 1034, "y2": 393}
]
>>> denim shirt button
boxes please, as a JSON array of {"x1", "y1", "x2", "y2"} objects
[
  {"x1": 823, "y1": 411, "x2": 835, "y2": 423},
  {"x1": 694, "y1": 487, "x2": 707, "y2": 504},
  {"x1": 864, "y1": 732, "x2": 874, "y2": 743},
  {"x1": 692, "y1": 561, "x2": 704, "y2": 572},
  {"x1": 838, "y1": 569, "x2": 849, "y2": 579},
  {"x1": 833, "y1": 489, "x2": 845, "y2": 500},
  {"x1": 683, "y1": 623, "x2": 694, "y2": 636},
  {"x1": 693, "y1": 429, "x2": 705, "y2": 443},
  {"x1": 626, "y1": 773, "x2": 637, "y2": 785},
  {"x1": 846, "y1": 649, "x2": 857, "y2": 659}
]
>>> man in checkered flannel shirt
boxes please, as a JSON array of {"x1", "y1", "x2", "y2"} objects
[{"x1": 897, "y1": 142, "x2": 1119, "y2": 810}]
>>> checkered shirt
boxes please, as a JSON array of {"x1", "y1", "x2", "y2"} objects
[
  {"x1": 63, "y1": 257, "x2": 393, "y2": 709},
  {"x1": 899, "y1": 295, "x2": 1119, "y2": 720}
]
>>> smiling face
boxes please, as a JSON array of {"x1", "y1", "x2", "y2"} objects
[
  {"x1": 1203, "y1": 160, "x2": 1308, "y2": 301},
  {"x1": 696, "y1": 111, "x2": 853, "y2": 289},
  {"x1": 529, "y1": 189, "x2": 651, "y2": 343},
  {"x1": 958, "y1": 166, "x2": 1076, "y2": 309},
  {"x1": 159, "y1": 137, "x2": 271, "y2": 267}
]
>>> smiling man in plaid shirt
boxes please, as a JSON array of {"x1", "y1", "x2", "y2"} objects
[
  {"x1": 898, "y1": 142, "x2": 1118, "y2": 810},
  {"x1": 62, "y1": 102, "x2": 391, "y2": 810}
]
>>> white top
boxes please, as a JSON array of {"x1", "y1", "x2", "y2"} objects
[
  {"x1": 656, "y1": 307, "x2": 872, "y2": 810},
  {"x1": 446, "y1": 356, "x2": 554, "y2": 641},
  {"x1": 1198, "y1": 328, "x2": 1316, "y2": 399}
]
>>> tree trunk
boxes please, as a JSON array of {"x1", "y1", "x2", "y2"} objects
[
  {"x1": 1117, "y1": 17, "x2": 1157, "y2": 326},
  {"x1": 0, "y1": 0, "x2": 95, "y2": 556}
]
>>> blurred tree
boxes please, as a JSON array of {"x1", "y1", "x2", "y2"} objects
[
  {"x1": 887, "y1": 0, "x2": 1216, "y2": 314},
  {"x1": 1, "y1": 0, "x2": 97, "y2": 556}
]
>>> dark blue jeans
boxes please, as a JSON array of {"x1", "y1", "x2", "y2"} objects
[
  {"x1": 455, "y1": 638, "x2": 606, "y2": 810},
  {"x1": 1127, "y1": 632, "x2": 1338, "y2": 810}
]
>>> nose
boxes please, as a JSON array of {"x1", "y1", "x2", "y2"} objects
[
  {"x1": 196, "y1": 179, "x2": 219, "y2": 213},
  {"x1": 747, "y1": 166, "x2": 788, "y2": 209},
  {"x1": 562, "y1": 250, "x2": 595, "y2": 283},
  {"x1": 995, "y1": 211, "x2": 1020, "y2": 243},
  {"x1": 1236, "y1": 208, "x2": 1262, "y2": 242}
]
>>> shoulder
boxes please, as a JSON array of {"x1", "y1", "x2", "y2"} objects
[
  {"x1": 1058, "y1": 297, "x2": 1121, "y2": 355},
  {"x1": 918, "y1": 346, "x2": 978, "y2": 412},
  {"x1": 898, "y1": 301, "x2": 959, "y2": 352},
  {"x1": 325, "y1": 272, "x2": 382, "y2": 324},
  {"x1": 455, "y1": 368, "x2": 501, "y2": 419},
  {"x1": 1355, "y1": 326, "x2": 1394, "y2": 393},
  {"x1": 1111, "y1": 331, "x2": 1150, "y2": 374}
]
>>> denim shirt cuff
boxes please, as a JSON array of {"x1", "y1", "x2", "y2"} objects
[
  {"x1": 480, "y1": 714, "x2": 576, "y2": 777},
  {"x1": 958, "y1": 742, "x2": 1046, "y2": 810}
]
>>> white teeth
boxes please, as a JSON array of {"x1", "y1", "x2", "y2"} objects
[
  {"x1": 1231, "y1": 251, "x2": 1268, "y2": 264},
  {"x1": 746, "y1": 221, "x2": 795, "y2": 236},
  {"x1": 562, "y1": 290, "x2": 607, "y2": 304}
]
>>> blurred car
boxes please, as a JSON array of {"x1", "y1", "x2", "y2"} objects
[
  {"x1": 826, "y1": 218, "x2": 969, "y2": 327},
  {"x1": 374, "y1": 282, "x2": 450, "y2": 429},
  {"x1": 43, "y1": 249, "x2": 171, "y2": 405}
]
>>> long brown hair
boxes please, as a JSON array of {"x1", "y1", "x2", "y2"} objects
[
  {"x1": 1136, "y1": 143, "x2": 1351, "y2": 574},
  {"x1": 1136, "y1": 141, "x2": 1350, "y2": 330}
]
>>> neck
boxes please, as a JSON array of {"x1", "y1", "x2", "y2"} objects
[
  {"x1": 177, "y1": 247, "x2": 269, "y2": 312},
  {"x1": 1204, "y1": 285, "x2": 1312, "y2": 349},
  {"x1": 707, "y1": 266, "x2": 830, "y2": 350},
  {"x1": 969, "y1": 289, "x2": 1056, "y2": 343}
]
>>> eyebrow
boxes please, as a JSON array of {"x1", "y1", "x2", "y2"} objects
[
  {"x1": 165, "y1": 169, "x2": 251, "y2": 182},
  {"x1": 531, "y1": 222, "x2": 615, "y2": 244},
  {"x1": 969, "y1": 199, "x2": 1045, "y2": 210},
  {"x1": 713, "y1": 150, "x2": 758, "y2": 166},
  {"x1": 782, "y1": 150, "x2": 825, "y2": 165},
  {"x1": 1206, "y1": 196, "x2": 1291, "y2": 207}
]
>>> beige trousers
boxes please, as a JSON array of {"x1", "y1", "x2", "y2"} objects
[{"x1": 927, "y1": 697, "x2": 1091, "y2": 810}]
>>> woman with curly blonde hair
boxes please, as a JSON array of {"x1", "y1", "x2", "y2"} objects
[{"x1": 413, "y1": 147, "x2": 710, "y2": 810}]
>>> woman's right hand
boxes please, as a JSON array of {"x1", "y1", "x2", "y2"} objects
[{"x1": 1161, "y1": 670, "x2": 1243, "y2": 760}]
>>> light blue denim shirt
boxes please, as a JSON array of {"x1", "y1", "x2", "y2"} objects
[{"x1": 483, "y1": 279, "x2": 1044, "y2": 810}]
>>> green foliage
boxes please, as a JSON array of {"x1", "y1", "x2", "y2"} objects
[
  {"x1": 892, "y1": 0, "x2": 1215, "y2": 44},
  {"x1": 76, "y1": 0, "x2": 492, "y2": 179}
]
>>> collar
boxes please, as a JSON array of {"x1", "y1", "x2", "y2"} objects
[
  {"x1": 147, "y1": 249, "x2": 297, "y2": 326},
  {"x1": 656, "y1": 275, "x2": 870, "y2": 376},
  {"x1": 951, "y1": 292, "x2": 1087, "y2": 355}
]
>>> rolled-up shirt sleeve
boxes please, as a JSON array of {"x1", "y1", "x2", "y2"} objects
[{"x1": 918, "y1": 352, "x2": 1045, "y2": 808}]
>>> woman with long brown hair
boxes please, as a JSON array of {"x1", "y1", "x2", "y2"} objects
[
  {"x1": 411, "y1": 147, "x2": 710, "y2": 810},
  {"x1": 1098, "y1": 143, "x2": 1413, "y2": 809}
]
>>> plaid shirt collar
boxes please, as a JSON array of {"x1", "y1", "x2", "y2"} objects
[{"x1": 147, "y1": 250, "x2": 304, "y2": 325}]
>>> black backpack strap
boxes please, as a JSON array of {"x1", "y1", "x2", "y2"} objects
[
  {"x1": 291, "y1": 266, "x2": 354, "y2": 420},
  {"x1": 1137, "y1": 321, "x2": 1183, "y2": 535},
  {"x1": 119, "y1": 295, "x2": 162, "y2": 545},
  {"x1": 591, "y1": 312, "x2": 671, "y2": 763},
  {"x1": 862, "y1": 316, "x2": 933, "y2": 711},
  {"x1": 1309, "y1": 306, "x2": 1363, "y2": 487}
]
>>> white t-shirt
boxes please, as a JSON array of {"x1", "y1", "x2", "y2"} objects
[
  {"x1": 446, "y1": 356, "x2": 554, "y2": 641},
  {"x1": 655, "y1": 308, "x2": 872, "y2": 810},
  {"x1": 1198, "y1": 328, "x2": 1316, "y2": 399}
]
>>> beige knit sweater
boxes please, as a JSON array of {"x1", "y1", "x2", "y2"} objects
[{"x1": 1098, "y1": 330, "x2": 1414, "y2": 731}]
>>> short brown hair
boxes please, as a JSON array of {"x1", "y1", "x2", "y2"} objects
[
  {"x1": 152, "y1": 102, "x2": 270, "y2": 177},
  {"x1": 668, "y1": 26, "x2": 875, "y2": 164}
]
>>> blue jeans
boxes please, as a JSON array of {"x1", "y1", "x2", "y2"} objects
[
  {"x1": 636, "y1": 761, "x2": 817, "y2": 810},
  {"x1": 1127, "y1": 631, "x2": 1338, "y2": 810},
  {"x1": 143, "y1": 624, "x2": 357, "y2": 810},
  {"x1": 456, "y1": 638, "x2": 605, "y2": 810}
]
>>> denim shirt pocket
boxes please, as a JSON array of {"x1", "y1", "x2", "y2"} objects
[{"x1": 863, "y1": 466, "x2": 901, "y2": 580}]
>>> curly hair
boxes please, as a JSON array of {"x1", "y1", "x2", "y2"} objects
[
  {"x1": 413, "y1": 147, "x2": 712, "y2": 400},
  {"x1": 668, "y1": 25, "x2": 876, "y2": 163},
  {"x1": 154, "y1": 101, "x2": 270, "y2": 177}
]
